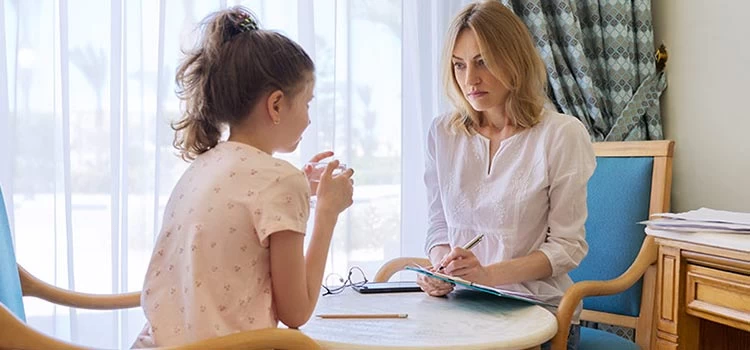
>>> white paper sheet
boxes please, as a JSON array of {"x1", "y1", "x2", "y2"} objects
[{"x1": 645, "y1": 208, "x2": 750, "y2": 233}]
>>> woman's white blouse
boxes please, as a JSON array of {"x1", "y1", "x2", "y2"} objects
[{"x1": 424, "y1": 109, "x2": 596, "y2": 313}]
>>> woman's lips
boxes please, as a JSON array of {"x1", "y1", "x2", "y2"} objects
[{"x1": 468, "y1": 91, "x2": 488, "y2": 99}]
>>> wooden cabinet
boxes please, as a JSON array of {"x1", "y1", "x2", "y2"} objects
[
  {"x1": 685, "y1": 264, "x2": 750, "y2": 331},
  {"x1": 652, "y1": 231, "x2": 750, "y2": 350}
]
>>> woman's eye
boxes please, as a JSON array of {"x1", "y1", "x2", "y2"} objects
[
  {"x1": 453, "y1": 62, "x2": 465, "y2": 69},
  {"x1": 477, "y1": 59, "x2": 485, "y2": 67}
]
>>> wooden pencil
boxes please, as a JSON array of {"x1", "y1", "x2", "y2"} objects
[{"x1": 315, "y1": 313, "x2": 408, "y2": 319}]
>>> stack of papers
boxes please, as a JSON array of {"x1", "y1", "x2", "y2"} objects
[{"x1": 642, "y1": 208, "x2": 750, "y2": 233}]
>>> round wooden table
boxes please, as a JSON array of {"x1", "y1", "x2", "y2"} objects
[{"x1": 300, "y1": 289, "x2": 557, "y2": 350}]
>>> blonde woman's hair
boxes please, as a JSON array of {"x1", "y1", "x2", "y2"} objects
[
  {"x1": 442, "y1": 0, "x2": 547, "y2": 134},
  {"x1": 172, "y1": 6, "x2": 314, "y2": 161}
]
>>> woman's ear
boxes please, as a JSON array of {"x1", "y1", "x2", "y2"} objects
[{"x1": 265, "y1": 90, "x2": 285, "y2": 124}]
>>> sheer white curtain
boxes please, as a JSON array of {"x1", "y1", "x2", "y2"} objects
[{"x1": 1, "y1": 0, "x2": 471, "y2": 348}]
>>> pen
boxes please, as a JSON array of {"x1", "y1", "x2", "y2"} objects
[
  {"x1": 316, "y1": 313, "x2": 408, "y2": 319},
  {"x1": 437, "y1": 234, "x2": 484, "y2": 272}
]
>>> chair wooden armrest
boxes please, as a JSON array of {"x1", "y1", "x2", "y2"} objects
[
  {"x1": 166, "y1": 328, "x2": 321, "y2": 350},
  {"x1": 5, "y1": 266, "x2": 322, "y2": 349},
  {"x1": 1, "y1": 302, "x2": 320, "y2": 350},
  {"x1": 550, "y1": 236, "x2": 658, "y2": 350},
  {"x1": 18, "y1": 264, "x2": 141, "y2": 310},
  {"x1": 374, "y1": 257, "x2": 431, "y2": 282},
  {"x1": 1, "y1": 302, "x2": 83, "y2": 350}
]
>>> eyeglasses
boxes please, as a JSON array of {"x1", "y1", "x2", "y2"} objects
[{"x1": 321, "y1": 266, "x2": 368, "y2": 296}]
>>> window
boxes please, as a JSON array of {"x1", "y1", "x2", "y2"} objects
[{"x1": 2, "y1": 0, "x2": 453, "y2": 347}]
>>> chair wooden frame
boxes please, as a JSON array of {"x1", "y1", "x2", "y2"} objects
[
  {"x1": 373, "y1": 257, "x2": 431, "y2": 283},
  {"x1": 551, "y1": 140, "x2": 674, "y2": 350},
  {"x1": 0, "y1": 265, "x2": 321, "y2": 350},
  {"x1": 374, "y1": 140, "x2": 674, "y2": 350}
]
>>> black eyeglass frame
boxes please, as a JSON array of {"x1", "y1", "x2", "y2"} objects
[{"x1": 321, "y1": 266, "x2": 368, "y2": 296}]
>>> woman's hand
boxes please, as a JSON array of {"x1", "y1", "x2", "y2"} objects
[
  {"x1": 439, "y1": 248, "x2": 491, "y2": 285},
  {"x1": 303, "y1": 151, "x2": 334, "y2": 194},
  {"x1": 416, "y1": 266, "x2": 454, "y2": 297},
  {"x1": 314, "y1": 160, "x2": 354, "y2": 217}
]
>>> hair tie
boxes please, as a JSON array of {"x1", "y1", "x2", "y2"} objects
[{"x1": 237, "y1": 15, "x2": 258, "y2": 32}]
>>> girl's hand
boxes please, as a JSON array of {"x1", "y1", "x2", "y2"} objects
[
  {"x1": 314, "y1": 160, "x2": 354, "y2": 216},
  {"x1": 303, "y1": 151, "x2": 334, "y2": 194},
  {"x1": 416, "y1": 266, "x2": 454, "y2": 297},
  {"x1": 439, "y1": 248, "x2": 491, "y2": 285}
]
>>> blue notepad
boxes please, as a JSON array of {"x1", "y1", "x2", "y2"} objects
[{"x1": 405, "y1": 265, "x2": 557, "y2": 308}]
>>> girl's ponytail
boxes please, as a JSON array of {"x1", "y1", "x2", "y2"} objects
[{"x1": 171, "y1": 117, "x2": 221, "y2": 161}]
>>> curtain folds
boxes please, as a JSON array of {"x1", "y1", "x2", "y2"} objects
[{"x1": 505, "y1": 0, "x2": 666, "y2": 141}]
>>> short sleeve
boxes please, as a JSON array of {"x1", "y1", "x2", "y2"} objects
[{"x1": 251, "y1": 173, "x2": 310, "y2": 247}]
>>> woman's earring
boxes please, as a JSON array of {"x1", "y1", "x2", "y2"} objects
[{"x1": 273, "y1": 119, "x2": 280, "y2": 125}]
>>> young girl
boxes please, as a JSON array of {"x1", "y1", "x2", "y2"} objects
[{"x1": 133, "y1": 7, "x2": 354, "y2": 347}]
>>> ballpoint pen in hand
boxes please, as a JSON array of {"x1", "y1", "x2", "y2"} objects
[{"x1": 437, "y1": 234, "x2": 484, "y2": 272}]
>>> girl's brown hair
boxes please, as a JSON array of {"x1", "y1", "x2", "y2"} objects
[
  {"x1": 172, "y1": 6, "x2": 314, "y2": 161},
  {"x1": 442, "y1": 0, "x2": 547, "y2": 134}
]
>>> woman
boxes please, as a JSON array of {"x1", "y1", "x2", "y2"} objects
[{"x1": 416, "y1": 1, "x2": 596, "y2": 349}]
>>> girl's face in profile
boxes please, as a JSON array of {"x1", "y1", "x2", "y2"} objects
[
  {"x1": 451, "y1": 29, "x2": 509, "y2": 114},
  {"x1": 277, "y1": 79, "x2": 314, "y2": 153}
]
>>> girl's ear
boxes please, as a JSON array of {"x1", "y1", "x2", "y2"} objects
[{"x1": 265, "y1": 90, "x2": 285, "y2": 124}]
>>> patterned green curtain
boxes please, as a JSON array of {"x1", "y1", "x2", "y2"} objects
[{"x1": 501, "y1": 0, "x2": 666, "y2": 141}]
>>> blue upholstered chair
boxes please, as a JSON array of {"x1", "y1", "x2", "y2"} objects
[
  {"x1": 552, "y1": 140, "x2": 675, "y2": 350},
  {"x1": 374, "y1": 141, "x2": 675, "y2": 350},
  {"x1": 0, "y1": 186, "x2": 26, "y2": 322},
  {"x1": 0, "y1": 187, "x2": 321, "y2": 349}
]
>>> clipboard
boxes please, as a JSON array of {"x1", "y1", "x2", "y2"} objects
[{"x1": 405, "y1": 265, "x2": 557, "y2": 308}]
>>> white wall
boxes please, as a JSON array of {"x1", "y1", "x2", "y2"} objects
[{"x1": 652, "y1": 0, "x2": 750, "y2": 212}]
